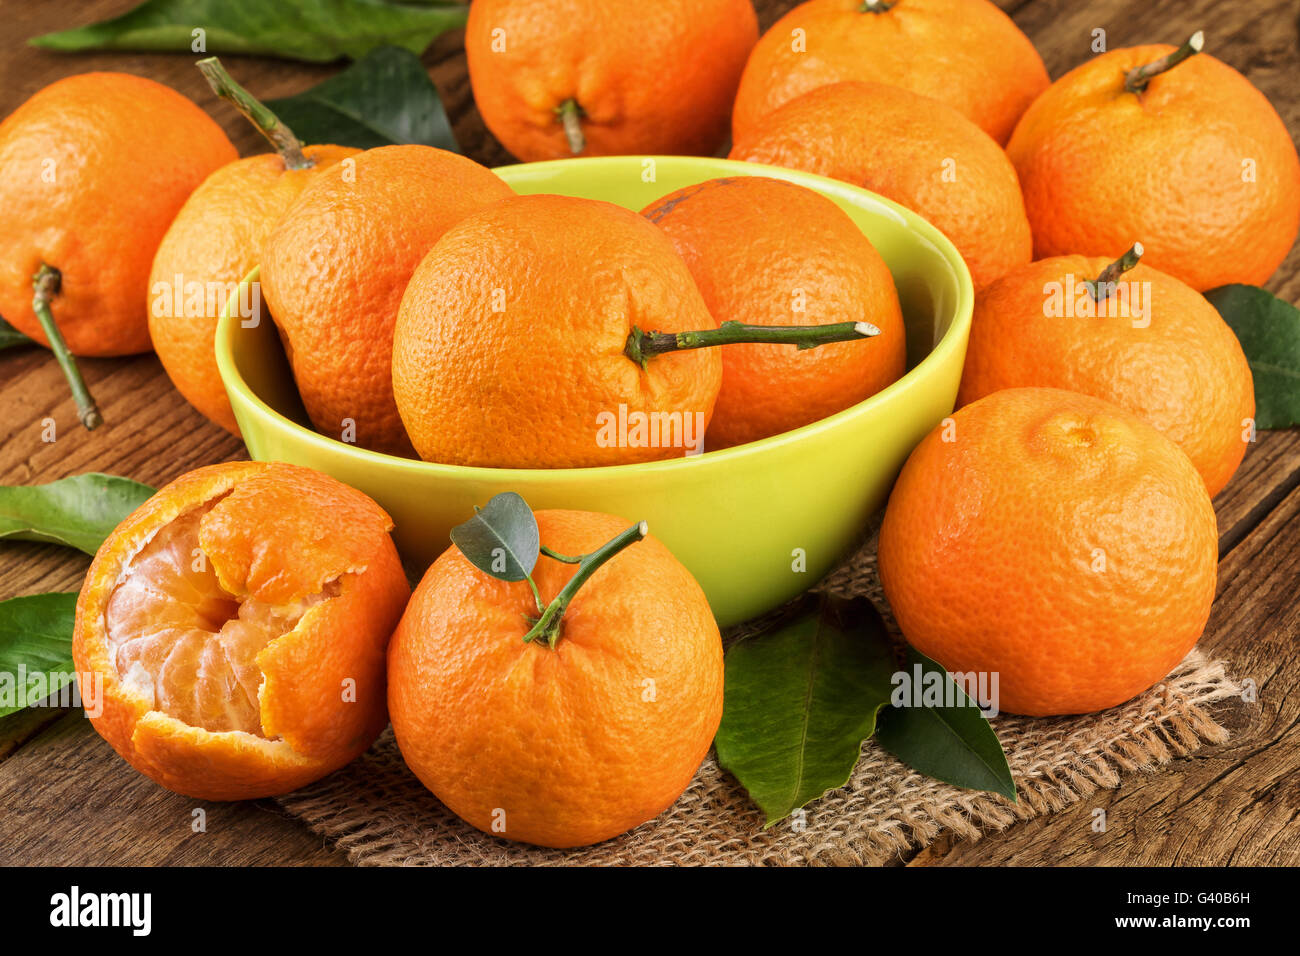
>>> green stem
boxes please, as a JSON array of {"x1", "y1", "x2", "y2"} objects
[
  {"x1": 32, "y1": 265, "x2": 101, "y2": 431},
  {"x1": 1124, "y1": 31, "x2": 1204, "y2": 94},
  {"x1": 196, "y1": 56, "x2": 313, "y2": 170},
  {"x1": 1084, "y1": 242, "x2": 1144, "y2": 302},
  {"x1": 858, "y1": 0, "x2": 894, "y2": 11},
  {"x1": 539, "y1": 545, "x2": 583, "y2": 564},
  {"x1": 556, "y1": 98, "x2": 585, "y2": 156},
  {"x1": 625, "y1": 319, "x2": 879, "y2": 369},
  {"x1": 523, "y1": 575, "x2": 544, "y2": 618},
  {"x1": 523, "y1": 521, "x2": 648, "y2": 648}
]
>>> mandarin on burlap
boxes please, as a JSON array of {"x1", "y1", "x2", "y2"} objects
[{"x1": 276, "y1": 528, "x2": 1240, "y2": 866}]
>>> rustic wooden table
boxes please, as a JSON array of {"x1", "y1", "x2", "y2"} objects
[{"x1": 1, "y1": 0, "x2": 1297, "y2": 867}]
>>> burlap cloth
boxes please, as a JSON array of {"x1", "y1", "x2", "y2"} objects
[{"x1": 276, "y1": 529, "x2": 1242, "y2": 866}]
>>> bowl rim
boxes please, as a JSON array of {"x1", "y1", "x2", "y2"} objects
[{"x1": 214, "y1": 155, "x2": 974, "y2": 482}]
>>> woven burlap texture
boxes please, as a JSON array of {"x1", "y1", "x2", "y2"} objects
[{"x1": 276, "y1": 530, "x2": 1242, "y2": 866}]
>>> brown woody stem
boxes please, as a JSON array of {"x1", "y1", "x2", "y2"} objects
[
  {"x1": 1124, "y1": 31, "x2": 1204, "y2": 94},
  {"x1": 1085, "y1": 242, "x2": 1144, "y2": 302},
  {"x1": 197, "y1": 56, "x2": 313, "y2": 170},
  {"x1": 32, "y1": 265, "x2": 102, "y2": 431},
  {"x1": 625, "y1": 319, "x2": 880, "y2": 369},
  {"x1": 556, "y1": 98, "x2": 585, "y2": 155}
]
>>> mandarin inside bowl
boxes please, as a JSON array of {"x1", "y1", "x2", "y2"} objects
[{"x1": 215, "y1": 156, "x2": 972, "y2": 628}]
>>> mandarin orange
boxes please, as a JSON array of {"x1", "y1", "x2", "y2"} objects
[
  {"x1": 72, "y1": 461, "x2": 410, "y2": 800},
  {"x1": 388, "y1": 509, "x2": 723, "y2": 848},
  {"x1": 731, "y1": 0, "x2": 1048, "y2": 146},
  {"x1": 642, "y1": 176, "x2": 906, "y2": 448},
  {"x1": 259, "y1": 145, "x2": 515, "y2": 456},
  {"x1": 392, "y1": 193, "x2": 722, "y2": 468},
  {"x1": 466, "y1": 0, "x2": 758, "y2": 161},
  {"x1": 1007, "y1": 38, "x2": 1300, "y2": 291},
  {"x1": 958, "y1": 251, "x2": 1255, "y2": 497},
  {"x1": 0, "y1": 73, "x2": 236, "y2": 358},
  {"x1": 878, "y1": 387, "x2": 1218, "y2": 717},
  {"x1": 730, "y1": 81, "x2": 1032, "y2": 290},
  {"x1": 149, "y1": 145, "x2": 358, "y2": 436}
]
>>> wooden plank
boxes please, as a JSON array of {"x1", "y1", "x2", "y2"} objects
[
  {"x1": 1216, "y1": 430, "x2": 1300, "y2": 557},
  {"x1": 0, "y1": 713, "x2": 348, "y2": 866}
]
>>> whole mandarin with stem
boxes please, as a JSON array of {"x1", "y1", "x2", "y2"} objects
[
  {"x1": 465, "y1": 0, "x2": 758, "y2": 161},
  {"x1": 878, "y1": 387, "x2": 1218, "y2": 717},
  {"x1": 642, "y1": 176, "x2": 906, "y2": 449},
  {"x1": 259, "y1": 144, "x2": 515, "y2": 457},
  {"x1": 149, "y1": 57, "x2": 360, "y2": 436},
  {"x1": 1007, "y1": 32, "x2": 1300, "y2": 291},
  {"x1": 731, "y1": 0, "x2": 1048, "y2": 146},
  {"x1": 388, "y1": 508, "x2": 723, "y2": 848},
  {"x1": 73, "y1": 461, "x2": 410, "y2": 800},
  {"x1": 0, "y1": 72, "x2": 237, "y2": 428},
  {"x1": 958, "y1": 244, "x2": 1255, "y2": 497},
  {"x1": 391, "y1": 193, "x2": 883, "y2": 468},
  {"x1": 731, "y1": 81, "x2": 1033, "y2": 290}
]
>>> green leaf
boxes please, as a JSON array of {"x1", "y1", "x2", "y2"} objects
[
  {"x1": 0, "y1": 593, "x2": 79, "y2": 719},
  {"x1": 450, "y1": 492, "x2": 539, "y2": 583},
  {"x1": 876, "y1": 646, "x2": 1016, "y2": 801},
  {"x1": 0, "y1": 316, "x2": 34, "y2": 351},
  {"x1": 30, "y1": 0, "x2": 469, "y2": 63},
  {"x1": 0, "y1": 474, "x2": 156, "y2": 556},
  {"x1": 715, "y1": 594, "x2": 896, "y2": 827},
  {"x1": 1205, "y1": 284, "x2": 1300, "y2": 430},
  {"x1": 266, "y1": 45, "x2": 457, "y2": 151}
]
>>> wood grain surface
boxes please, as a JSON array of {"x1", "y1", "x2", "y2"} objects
[{"x1": 1, "y1": 0, "x2": 1297, "y2": 866}]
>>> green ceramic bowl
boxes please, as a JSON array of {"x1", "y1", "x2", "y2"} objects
[{"x1": 215, "y1": 156, "x2": 972, "y2": 627}]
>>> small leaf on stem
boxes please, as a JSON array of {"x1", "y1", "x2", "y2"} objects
[
  {"x1": 523, "y1": 520, "x2": 647, "y2": 647},
  {"x1": 450, "y1": 492, "x2": 540, "y2": 583}
]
